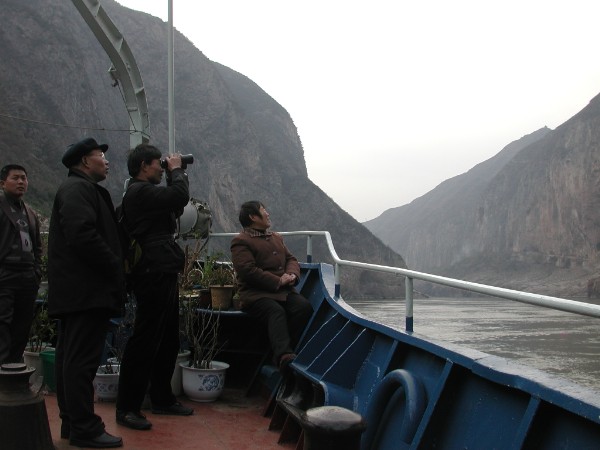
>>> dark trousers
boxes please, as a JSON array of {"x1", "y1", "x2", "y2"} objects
[
  {"x1": 56, "y1": 308, "x2": 111, "y2": 439},
  {"x1": 0, "y1": 268, "x2": 39, "y2": 363},
  {"x1": 243, "y1": 292, "x2": 312, "y2": 365},
  {"x1": 116, "y1": 272, "x2": 180, "y2": 412}
]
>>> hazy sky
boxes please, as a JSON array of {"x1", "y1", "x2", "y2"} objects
[{"x1": 116, "y1": 0, "x2": 600, "y2": 221}]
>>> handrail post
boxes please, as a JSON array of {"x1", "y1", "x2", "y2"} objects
[
  {"x1": 334, "y1": 263, "x2": 341, "y2": 298},
  {"x1": 405, "y1": 276, "x2": 414, "y2": 332},
  {"x1": 306, "y1": 235, "x2": 313, "y2": 263}
]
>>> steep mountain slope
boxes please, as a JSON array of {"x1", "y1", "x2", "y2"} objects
[
  {"x1": 0, "y1": 0, "x2": 404, "y2": 298},
  {"x1": 365, "y1": 128, "x2": 550, "y2": 269},
  {"x1": 366, "y1": 95, "x2": 600, "y2": 297}
]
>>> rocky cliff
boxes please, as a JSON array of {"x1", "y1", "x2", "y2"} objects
[
  {"x1": 0, "y1": 0, "x2": 405, "y2": 298},
  {"x1": 366, "y1": 95, "x2": 600, "y2": 298}
]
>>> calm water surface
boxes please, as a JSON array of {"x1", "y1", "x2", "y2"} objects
[{"x1": 347, "y1": 297, "x2": 600, "y2": 392}]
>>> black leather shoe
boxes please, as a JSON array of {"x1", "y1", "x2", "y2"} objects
[
  {"x1": 151, "y1": 401, "x2": 193, "y2": 416},
  {"x1": 70, "y1": 431, "x2": 123, "y2": 448},
  {"x1": 116, "y1": 410, "x2": 152, "y2": 430}
]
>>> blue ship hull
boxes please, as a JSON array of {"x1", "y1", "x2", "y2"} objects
[{"x1": 272, "y1": 262, "x2": 600, "y2": 449}]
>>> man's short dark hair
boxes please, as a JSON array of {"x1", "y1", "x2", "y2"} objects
[
  {"x1": 127, "y1": 144, "x2": 162, "y2": 177},
  {"x1": 239, "y1": 201, "x2": 264, "y2": 227},
  {"x1": 0, "y1": 164, "x2": 27, "y2": 181}
]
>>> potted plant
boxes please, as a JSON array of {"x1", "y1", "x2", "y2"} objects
[
  {"x1": 171, "y1": 243, "x2": 201, "y2": 396},
  {"x1": 182, "y1": 248, "x2": 236, "y2": 309},
  {"x1": 24, "y1": 292, "x2": 57, "y2": 386},
  {"x1": 178, "y1": 242, "x2": 235, "y2": 394},
  {"x1": 205, "y1": 262, "x2": 236, "y2": 310},
  {"x1": 94, "y1": 362, "x2": 121, "y2": 402},
  {"x1": 179, "y1": 290, "x2": 229, "y2": 402},
  {"x1": 26, "y1": 294, "x2": 56, "y2": 353}
]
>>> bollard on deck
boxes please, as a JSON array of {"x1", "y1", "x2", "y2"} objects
[
  {"x1": 0, "y1": 363, "x2": 54, "y2": 450},
  {"x1": 299, "y1": 405, "x2": 366, "y2": 450}
]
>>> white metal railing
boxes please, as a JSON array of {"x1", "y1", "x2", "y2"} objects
[{"x1": 208, "y1": 231, "x2": 600, "y2": 332}]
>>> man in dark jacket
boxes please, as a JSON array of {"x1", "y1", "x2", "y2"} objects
[
  {"x1": 0, "y1": 164, "x2": 42, "y2": 364},
  {"x1": 48, "y1": 137, "x2": 124, "y2": 449},
  {"x1": 115, "y1": 143, "x2": 193, "y2": 431},
  {"x1": 231, "y1": 201, "x2": 313, "y2": 372}
]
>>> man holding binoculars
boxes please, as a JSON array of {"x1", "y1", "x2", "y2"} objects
[{"x1": 116, "y1": 143, "x2": 194, "y2": 431}]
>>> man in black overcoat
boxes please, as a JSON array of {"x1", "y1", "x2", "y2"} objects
[{"x1": 48, "y1": 137, "x2": 125, "y2": 448}]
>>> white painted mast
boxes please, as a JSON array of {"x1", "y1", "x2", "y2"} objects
[{"x1": 168, "y1": 0, "x2": 175, "y2": 155}]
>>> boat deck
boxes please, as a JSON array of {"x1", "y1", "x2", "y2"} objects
[{"x1": 44, "y1": 388, "x2": 293, "y2": 449}]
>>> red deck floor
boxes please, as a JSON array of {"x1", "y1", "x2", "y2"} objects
[{"x1": 44, "y1": 388, "x2": 294, "y2": 449}]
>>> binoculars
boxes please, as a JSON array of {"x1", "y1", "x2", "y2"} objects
[{"x1": 160, "y1": 154, "x2": 194, "y2": 169}]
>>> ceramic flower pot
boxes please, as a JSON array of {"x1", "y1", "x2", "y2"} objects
[
  {"x1": 93, "y1": 364, "x2": 120, "y2": 402},
  {"x1": 180, "y1": 360, "x2": 229, "y2": 402},
  {"x1": 23, "y1": 345, "x2": 53, "y2": 385},
  {"x1": 209, "y1": 286, "x2": 233, "y2": 310}
]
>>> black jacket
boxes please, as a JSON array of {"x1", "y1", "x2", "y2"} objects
[
  {"x1": 0, "y1": 191, "x2": 43, "y2": 278},
  {"x1": 47, "y1": 170, "x2": 124, "y2": 317},
  {"x1": 123, "y1": 168, "x2": 189, "y2": 274}
]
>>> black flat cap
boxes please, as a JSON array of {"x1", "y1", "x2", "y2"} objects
[{"x1": 62, "y1": 137, "x2": 109, "y2": 168}]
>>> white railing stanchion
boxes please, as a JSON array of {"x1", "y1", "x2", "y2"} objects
[
  {"x1": 306, "y1": 235, "x2": 313, "y2": 263},
  {"x1": 405, "y1": 276, "x2": 414, "y2": 332},
  {"x1": 334, "y1": 263, "x2": 341, "y2": 298}
]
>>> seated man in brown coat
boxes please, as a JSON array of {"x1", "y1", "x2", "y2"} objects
[{"x1": 230, "y1": 201, "x2": 312, "y2": 371}]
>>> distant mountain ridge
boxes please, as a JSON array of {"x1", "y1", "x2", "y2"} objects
[
  {"x1": 0, "y1": 0, "x2": 405, "y2": 298},
  {"x1": 364, "y1": 127, "x2": 551, "y2": 269},
  {"x1": 365, "y1": 94, "x2": 600, "y2": 297}
]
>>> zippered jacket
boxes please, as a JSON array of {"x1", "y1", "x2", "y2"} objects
[
  {"x1": 47, "y1": 170, "x2": 124, "y2": 317},
  {"x1": 0, "y1": 191, "x2": 42, "y2": 278}
]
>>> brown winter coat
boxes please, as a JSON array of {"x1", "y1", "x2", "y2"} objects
[{"x1": 231, "y1": 230, "x2": 300, "y2": 307}]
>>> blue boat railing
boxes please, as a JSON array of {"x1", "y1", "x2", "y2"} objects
[{"x1": 207, "y1": 231, "x2": 600, "y2": 332}]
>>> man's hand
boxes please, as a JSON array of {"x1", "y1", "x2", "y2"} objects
[{"x1": 164, "y1": 154, "x2": 182, "y2": 172}]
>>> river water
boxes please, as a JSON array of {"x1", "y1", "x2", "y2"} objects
[{"x1": 346, "y1": 297, "x2": 600, "y2": 392}]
